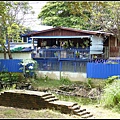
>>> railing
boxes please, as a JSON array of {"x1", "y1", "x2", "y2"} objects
[
  {"x1": 32, "y1": 47, "x2": 90, "y2": 61},
  {"x1": 35, "y1": 59, "x2": 87, "y2": 72}
]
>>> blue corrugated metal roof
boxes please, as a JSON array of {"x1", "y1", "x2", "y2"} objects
[{"x1": 30, "y1": 36, "x2": 91, "y2": 39}]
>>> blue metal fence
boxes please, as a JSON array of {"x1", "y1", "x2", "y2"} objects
[
  {"x1": 0, "y1": 59, "x2": 87, "y2": 73},
  {"x1": 0, "y1": 59, "x2": 23, "y2": 72},
  {"x1": 2, "y1": 59, "x2": 120, "y2": 79},
  {"x1": 87, "y1": 61, "x2": 120, "y2": 79}
]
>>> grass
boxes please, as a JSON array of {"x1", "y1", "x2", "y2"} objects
[
  {"x1": 29, "y1": 76, "x2": 102, "y2": 106},
  {"x1": 0, "y1": 106, "x2": 80, "y2": 119},
  {"x1": 30, "y1": 76, "x2": 106, "y2": 91},
  {"x1": 3, "y1": 109, "x2": 17, "y2": 118},
  {"x1": 30, "y1": 76, "x2": 73, "y2": 89},
  {"x1": 100, "y1": 80, "x2": 120, "y2": 109},
  {"x1": 54, "y1": 94, "x2": 98, "y2": 105}
]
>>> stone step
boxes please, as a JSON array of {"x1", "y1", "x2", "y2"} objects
[
  {"x1": 42, "y1": 95, "x2": 56, "y2": 99},
  {"x1": 70, "y1": 104, "x2": 81, "y2": 110},
  {"x1": 73, "y1": 108, "x2": 86, "y2": 113},
  {"x1": 81, "y1": 113, "x2": 93, "y2": 118},
  {"x1": 44, "y1": 97, "x2": 59, "y2": 102},
  {"x1": 51, "y1": 100, "x2": 77, "y2": 107},
  {"x1": 79, "y1": 108, "x2": 86, "y2": 112},
  {"x1": 71, "y1": 103, "x2": 78, "y2": 107},
  {"x1": 41, "y1": 93, "x2": 52, "y2": 97},
  {"x1": 76, "y1": 111, "x2": 90, "y2": 116}
]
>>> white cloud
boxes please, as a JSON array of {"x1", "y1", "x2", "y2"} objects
[{"x1": 23, "y1": 1, "x2": 52, "y2": 30}]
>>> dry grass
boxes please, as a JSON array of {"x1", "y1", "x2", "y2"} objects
[
  {"x1": 0, "y1": 106, "x2": 80, "y2": 119},
  {"x1": 0, "y1": 104, "x2": 120, "y2": 119},
  {"x1": 82, "y1": 104, "x2": 120, "y2": 119}
]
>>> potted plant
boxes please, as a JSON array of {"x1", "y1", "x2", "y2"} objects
[{"x1": 76, "y1": 51, "x2": 80, "y2": 58}]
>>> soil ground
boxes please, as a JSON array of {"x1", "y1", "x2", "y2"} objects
[
  {"x1": 0, "y1": 104, "x2": 120, "y2": 119},
  {"x1": 0, "y1": 79, "x2": 119, "y2": 119}
]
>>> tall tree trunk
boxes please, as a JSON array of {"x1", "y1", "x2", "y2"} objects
[
  {"x1": 3, "y1": 44, "x2": 7, "y2": 59},
  {"x1": 3, "y1": 47, "x2": 6, "y2": 59},
  {"x1": 7, "y1": 39, "x2": 12, "y2": 59}
]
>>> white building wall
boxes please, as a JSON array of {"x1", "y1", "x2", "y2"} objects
[
  {"x1": 36, "y1": 71, "x2": 87, "y2": 82},
  {"x1": 0, "y1": 52, "x2": 32, "y2": 59}
]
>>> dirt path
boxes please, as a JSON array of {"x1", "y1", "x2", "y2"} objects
[
  {"x1": 82, "y1": 104, "x2": 120, "y2": 119},
  {"x1": 0, "y1": 104, "x2": 120, "y2": 119}
]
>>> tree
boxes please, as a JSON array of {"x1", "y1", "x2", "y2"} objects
[
  {"x1": 0, "y1": 1, "x2": 10, "y2": 59},
  {"x1": 60, "y1": 1, "x2": 120, "y2": 41},
  {"x1": 88, "y1": 2, "x2": 120, "y2": 41},
  {"x1": 38, "y1": 1, "x2": 91, "y2": 29},
  {"x1": 0, "y1": 1, "x2": 35, "y2": 59}
]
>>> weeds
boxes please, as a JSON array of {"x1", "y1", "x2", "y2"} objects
[
  {"x1": 100, "y1": 80, "x2": 120, "y2": 109},
  {"x1": 54, "y1": 94, "x2": 97, "y2": 105}
]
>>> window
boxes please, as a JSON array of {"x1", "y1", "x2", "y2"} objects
[{"x1": 23, "y1": 37, "x2": 28, "y2": 43}]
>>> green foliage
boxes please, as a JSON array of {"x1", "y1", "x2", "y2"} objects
[
  {"x1": 0, "y1": 72, "x2": 24, "y2": 82},
  {"x1": 106, "y1": 76, "x2": 119, "y2": 85},
  {"x1": 0, "y1": 1, "x2": 34, "y2": 59},
  {"x1": 7, "y1": 23, "x2": 26, "y2": 43},
  {"x1": 19, "y1": 59, "x2": 38, "y2": 79},
  {"x1": 55, "y1": 94, "x2": 97, "y2": 105},
  {"x1": 30, "y1": 76, "x2": 73, "y2": 89},
  {"x1": 75, "y1": 51, "x2": 80, "y2": 57},
  {"x1": 89, "y1": 1, "x2": 120, "y2": 40},
  {"x1": 100, "y1": 80, "x2": 120, "y2": 109},
  {"x1": 38, "y1": 1, "x2": 91, "y2": 29},
  {"x1": 84, "y1": 78, "x2": 106, "y2": 89},
  {"x1": 0, "y1": 72, "x2": 25, "y2": 89},
  {"x1": 60, "y1": 77, "x2": 72, "y2": 85},
  {"x1": 86, "y1": 78, "x2": 92, "y2": 88},
  {"x1": 38, "y1": 1, "x2": 120, "y2": 41}
]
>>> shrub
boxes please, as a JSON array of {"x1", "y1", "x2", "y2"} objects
[
  {"x1": 105, "y1": 75, "x2": 119, "y2": 85},
  {"x1": 60, "y1": 77, "x2": 72, "y2": 85},
  {"x1": 100, "y1": 80, "x2": 120, "y2": 108},
  {"x1": 0, "y1": 72, "x2": 25, "y2": 89},
  {"x1": 19, "y1": 59, "x2": 38, "y2": 79},
  {"x1": 86, "y1": 78, "x2": 93, "y2": 88}
]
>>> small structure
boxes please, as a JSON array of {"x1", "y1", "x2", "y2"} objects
[
  {"x1": 19, "y1": 27, "x2": 116, "y2": 80},
  {"x1": 0, "y1": 43, "x2": 33, "y2": 59},
  {"x1": 24, "y1": 27, "x2": 114, "y2": 60},
  {"x1": 2, "y1": 27, "x2": 116, "y2": 80}
]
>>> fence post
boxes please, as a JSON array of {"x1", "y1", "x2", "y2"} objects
[{"x1": 59, "y1": 61, "x2": 62, "y2": 79}]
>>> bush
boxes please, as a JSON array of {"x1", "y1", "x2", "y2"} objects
[
  {"x1": 100, "y1": 80, "x2": 120, "y2": 108},
  {"x1": 0, "y1": 72, "x2": 25, "y2": 89},
  {"x1": 60, "y1": 77, "x2": 72, "y2": 85},
  {"x1": 105, "y1": 76, "x2": 119, "y2": 85}
]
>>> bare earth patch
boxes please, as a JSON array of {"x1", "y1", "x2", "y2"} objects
[
  {"x1": 82, "y1": 104, "x2": 120, "y2": 119},
  {"x1": 0, "y1": 104, "x2": 120, "y2": 119},
  {"x1": 0, "y1": 106, "x2": 80, "y2": 119}
]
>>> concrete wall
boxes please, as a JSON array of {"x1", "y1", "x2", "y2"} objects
[
  {"x1": 0, "y1": 52, "x2": 32, "y2": 59},
  {"x1": 36, "y1": 71, "x2": 87, "y2": 82}
]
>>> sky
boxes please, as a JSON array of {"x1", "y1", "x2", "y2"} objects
[{"x1": 23, "y1": 1, "x2": 53, "y2": 31}]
